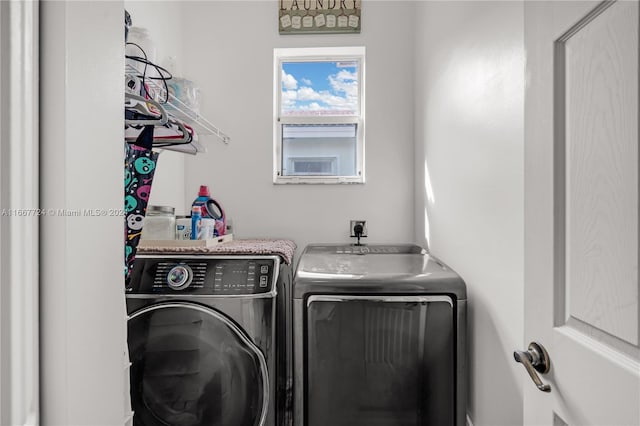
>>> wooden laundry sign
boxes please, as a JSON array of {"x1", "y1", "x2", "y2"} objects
[{"x1": 279, "y1": 0, "x2": 361, "y2": 34}]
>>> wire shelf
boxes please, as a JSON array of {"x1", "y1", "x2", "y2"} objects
[{"x1": 125, "y1": 63, "x2": 230, "y2": 145}]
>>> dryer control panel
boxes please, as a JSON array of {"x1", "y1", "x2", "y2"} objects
[{"x1": 126, "y1": 256, "x2": 279, "y2": 295}]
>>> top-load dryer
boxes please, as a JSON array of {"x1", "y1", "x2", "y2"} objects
[{"x1": 292, "y1": 243, "x2": 467, "y2": 426}]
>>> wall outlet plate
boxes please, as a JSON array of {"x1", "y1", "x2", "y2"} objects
[{"x1": 350, "y1": 220, "x2": 367, "y2": 237}]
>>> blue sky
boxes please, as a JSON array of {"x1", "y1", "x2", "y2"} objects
[{"x1": 281, "y1": 60, "x2": 358, "y2": 115}]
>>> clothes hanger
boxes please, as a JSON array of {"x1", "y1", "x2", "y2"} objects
[
  {"x1": 158, "y1": 138, "x2": 206, "y2": 155},
  {"x1": 124, "y1": 43, "x2": 211, "y2": 154},
  {"x1": 125, "y1": 117, "x2": 193, "y2": 146},
  {"x1": 125, "y1": 93, "x2": 168, "y2": 126},
  {"x1": 152, "y1": 119, "x2": 193, "y2": 146},
  {"x1": 155, "y1": 122, "x2": 207, "y2": 155}
]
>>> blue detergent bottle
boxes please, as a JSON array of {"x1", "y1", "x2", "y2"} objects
[
  {"x1": 190, "y1": 205, "x2": 202, "y2": 240},
  {"x1": 192, "y1": 185, "x2": 226, "y2": 236}
]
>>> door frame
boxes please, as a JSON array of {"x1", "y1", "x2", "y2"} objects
[{"x1": 0, "y1": 1, "x2": 39, "y2": 424}]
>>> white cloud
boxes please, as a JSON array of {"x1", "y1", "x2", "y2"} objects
[
  {"x1": 329, "y1": 70, "x2": 358, "y2": 100},
  {"x1": 297, "y1": 86, "x2": 322, "y2": 101},
  {"x1": 281, "y1": 90, "x2": 298, "y2": 110},
  {"x1": 282, "y1": 69, "x2": 358, "y2": 113},
  {"x1": 301, "y1": 78, "x2": 313, "y2": 86},
  {"x1": 282, "y1": 72, "x2": 298, "y2": 90},
  {"x1": 335, "y1": 69, "x2": 357, "y2": 82}
]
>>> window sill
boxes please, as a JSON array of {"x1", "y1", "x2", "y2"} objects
[{"x1": 273, "y1": 176, "x2": 364, "y2": 185}]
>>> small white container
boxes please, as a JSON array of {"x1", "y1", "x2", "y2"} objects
[
  {"x1": 175, "y1": 217, "x2": 215, "y2": 240},
  {"x1": 141, "y1": 206, "x2": 175, "y2": 240},
  {"x1": 200, "y1": 218, "x2": 216, "y2": 240},
  {"x1": 176, "y1": 218, "x2": 191, "y2": 240}
]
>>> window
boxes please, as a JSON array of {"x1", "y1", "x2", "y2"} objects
[{"x1": 274, "y1": 47, "x2": 365, "y2": 184}]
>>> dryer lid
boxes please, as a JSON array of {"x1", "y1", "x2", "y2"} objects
[{"x1": 293, "y1": 244, "x2": 466, "y2": 299}]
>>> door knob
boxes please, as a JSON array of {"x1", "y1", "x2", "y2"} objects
[{"x1": 513, "y1": 341, "x2": 551, "y2": 392}]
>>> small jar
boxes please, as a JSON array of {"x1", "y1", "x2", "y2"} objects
[{"x1": 141, "y1": 206, "x2": 176, "y2": 240}]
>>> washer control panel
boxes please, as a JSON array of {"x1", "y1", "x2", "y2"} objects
[{"x1": 127, "y1": 257, "x2": 278, "y2": 295}]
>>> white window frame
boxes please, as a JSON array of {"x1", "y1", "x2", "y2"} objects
[{"x1": 273, "y1": 46, "x2": 365, "y2": 184}]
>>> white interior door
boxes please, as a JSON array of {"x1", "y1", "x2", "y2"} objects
[{"x1": 524, "y1": 0, "x2": 640, "y2": 424}]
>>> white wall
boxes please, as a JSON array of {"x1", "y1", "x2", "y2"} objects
[
  {"x1": 125, "y1": 1, "x2": 188, "y2": 215},
  {"x1": 40, "y1": 2, "x2": 127, "y2": 424},
  {"x1": 180, "y1": 1, "x2": 416, "y2": 260},
  {"x1": 414, "y1": 2, "x2": 525, "y2": 425}
]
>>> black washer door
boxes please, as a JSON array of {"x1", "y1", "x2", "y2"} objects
[{"x1": 128, "y1": 302, "x2": 268, "y2": 426}]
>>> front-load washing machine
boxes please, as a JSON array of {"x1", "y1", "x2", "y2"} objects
[
  {"x1": 126, "y1": 252, "x2": 293, "y2": 426},
  {"x1": 293, "y1": 244, "x2": 467, "y2": 426}
]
